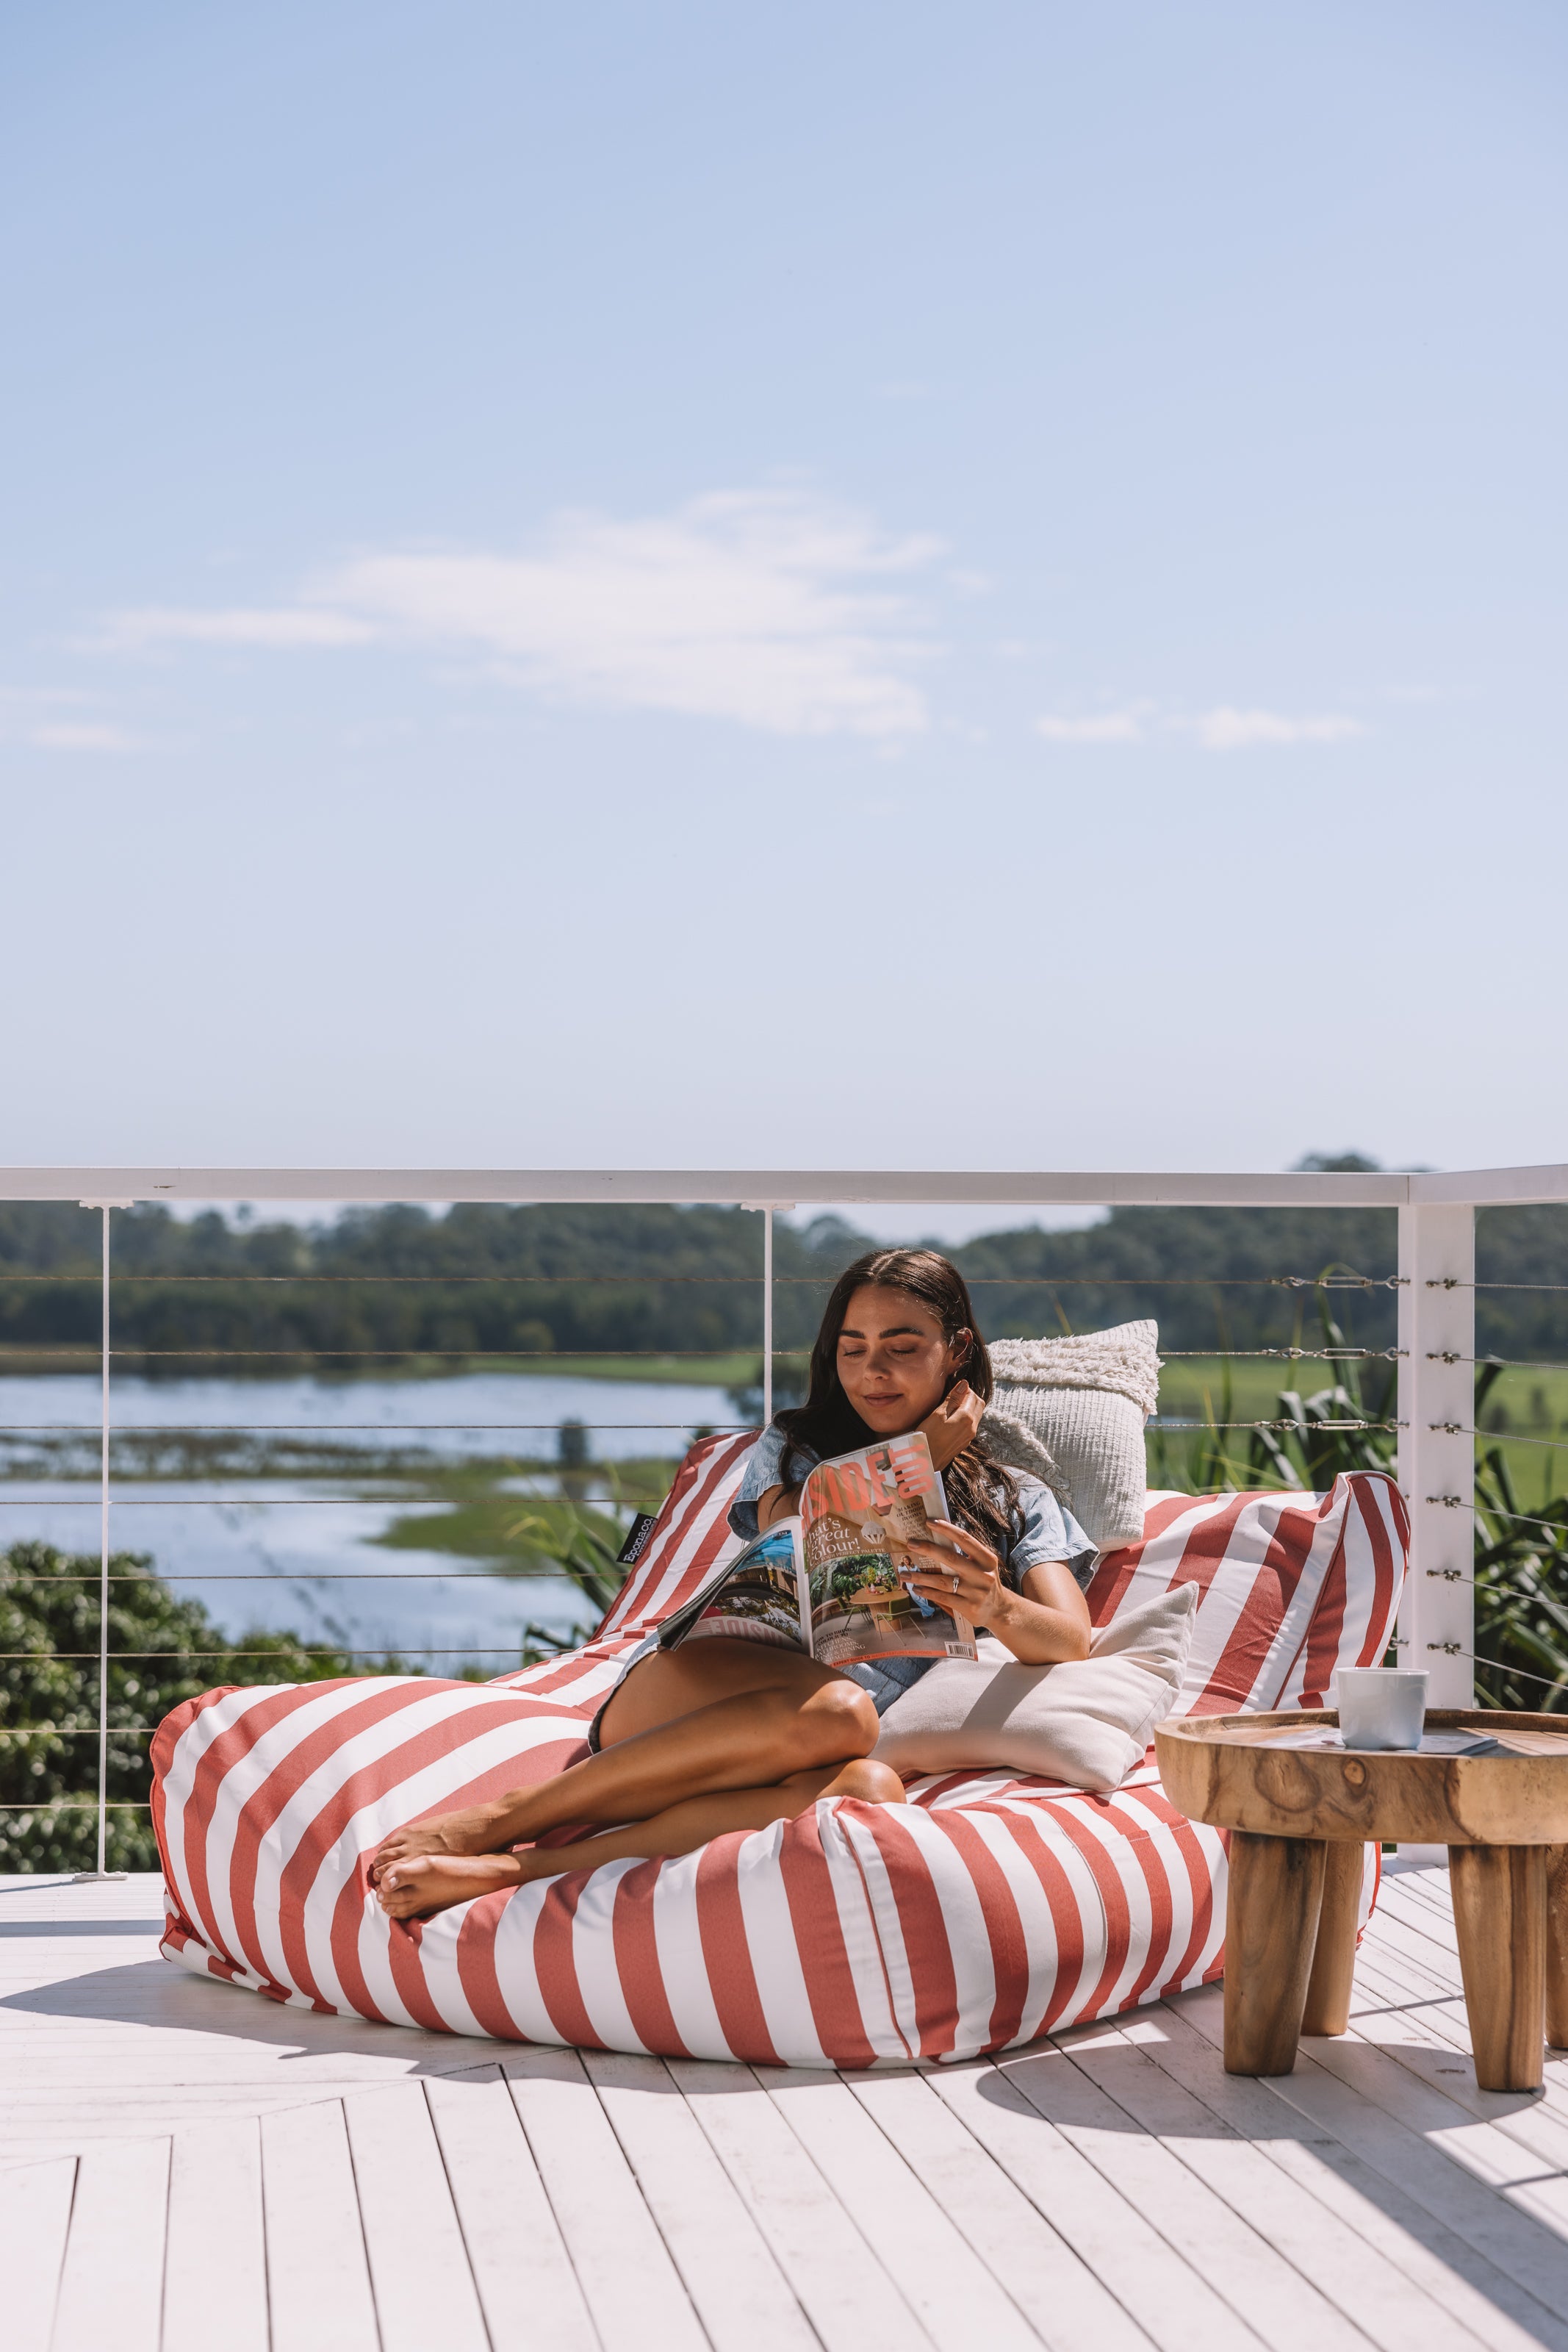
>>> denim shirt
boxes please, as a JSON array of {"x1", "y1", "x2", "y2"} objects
[{"x1": 727, "y1": 1423, "x2": 1098, "y2": 1713}]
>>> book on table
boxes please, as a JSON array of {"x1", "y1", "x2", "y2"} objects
[{"x1": 657, "y1": 1430, "x2": 978, "y2": 1667}]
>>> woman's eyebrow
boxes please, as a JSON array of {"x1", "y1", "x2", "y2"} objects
[{"x1": 839, "y1": 1323, "x2": 927, "y2": 1340}]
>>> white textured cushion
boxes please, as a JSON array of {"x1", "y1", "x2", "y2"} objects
[
  {"x1": 871, "y1": 1582, "x2": 1197, "y2": 1791},
  {"x1": 982, "y1": 1319, "x2": 1161, "y2": 1547}
]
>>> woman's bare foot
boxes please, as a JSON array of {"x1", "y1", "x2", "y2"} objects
[
  {"x1": 370, "y1": 1804, "x2": 506, "y2": 1885},
  {"x1": 376, "y1": 1852, "x2": 525, "y2": 1921},
  {"x1": 374, "y1": 1757, "x2": 908, "y2": 1923}
]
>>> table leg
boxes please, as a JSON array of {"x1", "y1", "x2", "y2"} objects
[
  {"x1": 1547, "y1": 1846, "x2": 1568, "y2": 2053},
  {"x1": 1448, "y1": 1844, "x2": 1546, "y2": 2093},
  {"x1": 1223, "y1": 1831, "x2": 1327, "y2": 2075},
  {"x1": 1301, "y1": 1840, "x2": 1364, "y2": 2037}
]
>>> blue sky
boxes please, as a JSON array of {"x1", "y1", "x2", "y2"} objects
[{"x1": 1, "y1": 0, "x2": 1564, "y2": 1188}]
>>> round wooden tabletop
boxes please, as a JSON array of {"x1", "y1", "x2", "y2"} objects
[{"x1": 1155, "y1": 1708, "x2": 1568, "y2": 1846}]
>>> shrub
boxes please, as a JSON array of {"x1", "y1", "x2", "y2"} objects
[{"x1": 0, "y1": 1541, "x2": 414, "y2": 1872}]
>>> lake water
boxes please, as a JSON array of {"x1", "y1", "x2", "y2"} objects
[{"x1": 0, "y1": 1372, "x2": 744, "y2": 1668}]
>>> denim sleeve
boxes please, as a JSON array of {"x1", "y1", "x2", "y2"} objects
[
  {"x1": 727, "y1": 1424, "x2": 815, "y2": 1541},
  {"x1": 1004, "y1": 1477, "x2": 1098, "y2": 1591}
]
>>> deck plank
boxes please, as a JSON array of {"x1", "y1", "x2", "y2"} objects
[
  {"x1": 1130, "y1": 2002, "x2": 1559, "y2": 2352},
  {"x1": 0, "y1": 1871, "x2": 500, "y2": 2178},
  {"x1": 925, "y1": 2057, "x2": 1262, "y2": 2352},
  {"x1": 162, "y1": 2116, "x2": 268, "y2": 2352},
  {"x1": 50, "y1": 2134, "x2": 170, "y2": 2352},
  {"x1": 1301, "y1": 2026, "x2": 1568, "y2": 2199},
  {"x1": 584, "y1": 2049, "x2": 819, "y2": 2351},
  {"x1": 669, "y1": 2053, "x2": 933, "y2": 2352},
  {"x1": 1007, "y1": 2034, "x2": 1342, "y2": 2350},
  {"x1": 501, "y1": 2046, "x2": 708, "y2": 2351},
  {"x1": 261, "y1": 2098, "x2": 381, "y2": 2352},
  {"x1": 756, "y1": 2063, "x2": 1043, "y2": 2352},
  {"x1": 343, "y1": 2079, "x2": 491, "y2": 2352},
  {"x1": 1182, "y1": 1988, "x2": 1568, "y2": 2309},
  {"x1": 1060, "y1": 2014, "x2": 1462, "y2": 2352},
  {"x1": 846, "y1": 2064, "x2": 1156, "y2": 2352},
  {"x1": 1098, "y1": 2008, "x2": 1493, "y2": 2352},
  {"x1": 425, "y1": 2066, "x2": 599, "y2": 2352},
  {"x1": 0, "y1": 2154, "x2": 76, "y2": 2352},
  {"x1": 1346, "y1": 1957, "x2": 1568, "y2": 2178}
]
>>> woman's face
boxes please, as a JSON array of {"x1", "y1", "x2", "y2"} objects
[{"x1": 835, "y1": 1284, "x2": 969, "y2": 1434}]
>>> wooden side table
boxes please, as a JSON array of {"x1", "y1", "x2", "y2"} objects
[{"x1": 1155, "y1": 1708, "x2": 1568, "y2": 2090}]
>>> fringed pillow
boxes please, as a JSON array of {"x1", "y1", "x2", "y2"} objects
[{"x1": 982, "y1": 1319, "x2": 1161, "y2": 1548}]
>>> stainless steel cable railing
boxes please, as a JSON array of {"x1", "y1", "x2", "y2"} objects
[{"x1": 3, "y1": 1161, "x2": 1568, "y2": 1872}]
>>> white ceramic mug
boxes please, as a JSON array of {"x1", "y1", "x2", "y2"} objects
[{"x1": 1334, "y1": 1666, "x2": 1428, "y2": 1751}]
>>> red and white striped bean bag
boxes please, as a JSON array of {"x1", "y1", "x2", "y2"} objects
[{"x1": 152, "y1": 1437, "x2": 1407, "y2": 2065}]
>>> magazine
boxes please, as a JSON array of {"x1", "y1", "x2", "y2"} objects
[
  {"x1": 657, "y1": 1430, "x2": 978, "y2": 1666},
  {"x1": 1259, "y1": 1727, "x2": 1503, "y2": 1757}
]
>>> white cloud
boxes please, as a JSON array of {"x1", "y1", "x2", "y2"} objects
[
  {"x1": 29, "y1": 721, "x2": 139, "y2": 753},
  {"x1": 107, "y1": 491, "x2": 940, "y2": 738},
  {"x1": 1035, "y1": 703, "x2": 1365, "y2": 751},
  {"x1": 1037, "y1": 711, "x2": 1145, "y2": 744},
  {"x1": 109, "y1": 606, "x2": 374, "y2": 650},
  {"x1": 1187, "y1": 706, "x2": 1364, "y2": 750}
]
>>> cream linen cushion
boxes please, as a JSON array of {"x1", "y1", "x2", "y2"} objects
[
  {"x1": 982, "y1": 1319, "x2": 1161, "y2": 1549},
  {"x1": 871, "y1": 1582, "x2": 1198, "y2": 1792}
]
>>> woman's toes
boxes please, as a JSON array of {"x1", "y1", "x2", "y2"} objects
[{"x1": 375, "y1": 1853, "x2": 515, "y2": 1922}]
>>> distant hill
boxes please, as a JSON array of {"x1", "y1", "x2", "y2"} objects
[{"x1": 1, "y1": 1180, "x2": 1565, "y2": 1367}]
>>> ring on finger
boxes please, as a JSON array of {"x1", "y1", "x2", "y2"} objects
[{"x1": 951, "y1": 1573, "x2": 960, "y2": 1593}]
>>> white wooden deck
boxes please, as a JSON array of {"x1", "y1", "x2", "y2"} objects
[{"x1": 3, "y1": 1864, "x2": 1567, "y2": 2352}]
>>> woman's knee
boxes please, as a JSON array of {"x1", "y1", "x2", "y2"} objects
[
  {"x1": 799, "y1": 1677, "x2": 880, "y2": 1760},
  {"x1": 830, "y1": 1757, "x2": 907, "y2": 1806},
  {"x1": 779, "y1": 1754, "x2": 907, "y2": 1810},
  {"x1": 758, "y1": 1676, "x2": 878, "y2": 1765}
]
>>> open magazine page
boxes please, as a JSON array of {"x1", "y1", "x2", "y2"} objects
[
  {"x1": 799, "y1": 1431, "x2": 978, "y2": 1667},
  {"x1": 656, "y1": 1522, "x2": 808, "y2": 1653}
]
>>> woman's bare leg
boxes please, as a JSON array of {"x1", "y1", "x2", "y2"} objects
[
  {"x1": 375, "y1": 1755, "x2": 907, "y2": 1921},
  {"x1": 370, "y1": 1642, "x2": 880, "y2": 1884}
]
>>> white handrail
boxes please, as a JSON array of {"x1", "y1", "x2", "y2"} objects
[{"x1": 0, "y1": 1162, "x2": 1564, "y2": 1205}]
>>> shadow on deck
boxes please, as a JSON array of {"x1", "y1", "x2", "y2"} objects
[{"x1": 2, "y1": 1862, "x2": 1567, "y2": 2352}]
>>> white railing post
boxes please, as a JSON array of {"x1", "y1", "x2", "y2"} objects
[
  {"x1": 1396, "y1": 1202, "x2": 1475, "y2": 1705},
  {"x1": 73, "y1": 1199, "x2": 129, "y2": 1882},
  {"x1": 762, "y1": 1208, "x2": 774, "y2": 1430},
  {"x1": 746, "y1": 1202, "x2": 794, "y2": 1430}
]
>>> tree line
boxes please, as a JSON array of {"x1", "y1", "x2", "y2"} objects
[{"x1": 1, "y1": 1174, "x2": 1566, "y2": 1365}]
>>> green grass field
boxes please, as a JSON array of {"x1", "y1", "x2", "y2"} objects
[{"x1": 1151, "y1": 1355, "x2": 1568, "y2": 1506}]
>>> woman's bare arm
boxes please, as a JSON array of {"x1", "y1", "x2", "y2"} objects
[
  {"x1": 988, "y1": 1560, "x2": 1093, "y2": 1663},
  {"x1": 903, "y1": 1524, "x2": 1091, "y2": 1663}
]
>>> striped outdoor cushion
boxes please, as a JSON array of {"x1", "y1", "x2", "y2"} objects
[
  {"x1": 1087, "y1": 1474, "x2": 1409, "y2": 1715},
  {"x1": 151, "y1": 1449, "x2": 1405, "y2": 2066}
]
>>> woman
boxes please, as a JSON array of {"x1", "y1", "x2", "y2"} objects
[{"x1": 373, "y1": 1248, "x2": 1096, "y2": 1921}]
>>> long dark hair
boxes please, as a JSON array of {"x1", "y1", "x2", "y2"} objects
[{"x1": 775, "y1": 1247, "x2": 1016, "y2": 1555}]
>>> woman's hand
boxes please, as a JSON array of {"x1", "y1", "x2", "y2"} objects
[
  {"x1": 902, "y1": 1516, "x2": 1007, "y2": 1629},
  {"x1": 904, "y1": 1527, "x2": 1094, "y2": 1662},
  {"x1": 918, "y1": 1380, "x2": 984, "y2": 1471}
]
